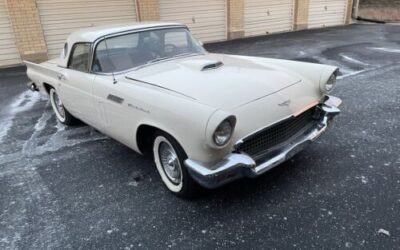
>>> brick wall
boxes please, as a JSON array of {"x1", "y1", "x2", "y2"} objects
[
  {"x1": 137, "y1": 0, "x2": 160, "y2": 21},
  {"x1": 227, "y1": 0, "x2": 244, "y2": 40},
  {"x1": 346, "y1": 0, "x2": 354, "y2": 24},
  {"x1": 6, "y1": 0, "x2": 47, "y2": 62},
  {"x1": 294, "y1": 0, "x2": 310, "y2": 30}
]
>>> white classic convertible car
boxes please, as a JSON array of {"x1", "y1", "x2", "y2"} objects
[{"x1": 26, "y1": 22, "x2": 342, "y2": 197}]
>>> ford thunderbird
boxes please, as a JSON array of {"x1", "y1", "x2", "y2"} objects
[{"x1": 26, "y1": 22, "x2": 342, "y2": 197}]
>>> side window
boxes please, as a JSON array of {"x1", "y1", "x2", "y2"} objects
[
  {"x1": 92, "y1": 33, "x2": 144, "y2": 73},
  {"x1": 68, "y1": 43, "x2": 90, "y2": 72},
  {"x1": 164, "y1": 31, "x2": 188, "y2": 48}
]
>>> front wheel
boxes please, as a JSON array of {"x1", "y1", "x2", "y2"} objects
[
  {"x1": 153, "y1": 132, "x2": 199, "y2": 198},
  {"x1": 49, "y1": 88, "x2": 76, "y2": 125}
]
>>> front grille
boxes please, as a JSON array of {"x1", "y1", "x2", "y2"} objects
[{"x1": 235, "y1": 107, "x2": 318, "y2": 159}]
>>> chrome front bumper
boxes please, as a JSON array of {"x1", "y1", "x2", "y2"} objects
[{"x1": 185, "y1": 95, "x2": 342, "y2": 189}]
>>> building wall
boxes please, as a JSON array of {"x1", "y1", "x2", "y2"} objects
[
  {"x1": 6, "y1": 0, "x2": 47, "y2": 62},
  {"x1": 294, "y1": 0, "x2": 310, "y2": 30},
  {"x1": 136, "y1": 0, "x2": 159, "y2": 21},
  {"x1": 346, "y1": 0, "x2": 354, "y2": 24},
  {"x1": 1, "y1": 0, "x2": 354, "y2": 67},
  {"x1": 358, "y1": 0, "x2": 400, "y2": 21},
  {"x1": 227, "y1": 0, "x2": 245, "y2": 40}
]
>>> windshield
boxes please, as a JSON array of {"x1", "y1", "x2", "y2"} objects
[{"x1": 92, "y1": 27, "x2": 205, "y2": 73}]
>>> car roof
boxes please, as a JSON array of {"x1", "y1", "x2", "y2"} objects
[
  {"x1": 67, "y1": 21, "x2": 185, "y2": 43},
  {"x1": 58, "y1": 21, "x2": 186, "y2": 68}
]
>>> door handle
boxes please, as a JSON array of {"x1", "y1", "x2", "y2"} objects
[{"x1": 57, "y1": 74, "x2": 66, "y2": 81}]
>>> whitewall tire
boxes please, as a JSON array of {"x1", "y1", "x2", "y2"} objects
[
  {"x1": 49, "y1": 88, "x2": 76, "y2": 125},
  {"x1": 152, "y1": 132, "x2": 199, "y2": 198}
]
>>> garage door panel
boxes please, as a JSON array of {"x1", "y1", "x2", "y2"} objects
[
  {"x1": 37, "y1": 0, "x2": 137, "y2": 59},
  {"x1": 40, "y1": 11, "x2": 136, "y2": 23},
  {"x1": 39, "y1": 1, "x2": 134, "y2": 10},
  {"x1": 308, "y1": 0, "x2": 348, "y2": 28},
  {"x1": 159, "y1": 0, "x2": 226, "y2": 43},
  {"x1": 0, "y1": 0, "x2": 21, "y2": 67},
  {"x1": 245, "y1": 0, "x2": 294, "y2": 37}
]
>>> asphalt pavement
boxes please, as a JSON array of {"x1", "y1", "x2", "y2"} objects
[{"x1": 0, "y1": 23, "x2": 399, "y2": 249}]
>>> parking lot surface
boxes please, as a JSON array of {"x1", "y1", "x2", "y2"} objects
[{"x1": 0, "y1": 24, "x2": 399, "y2": 249}]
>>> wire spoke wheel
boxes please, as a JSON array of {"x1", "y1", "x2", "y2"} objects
[
  {"x1": 50, "y1": 88, "x2": 66, "y2": 123},
  {"x1": 159, "y1": 141, "x2": 182, "y2": 184}
]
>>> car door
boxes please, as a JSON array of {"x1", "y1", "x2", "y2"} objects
[
  {"x1": 92, "y1": 75, "x2": 138, "y2": 147},
  {"x1": 58, "y1": 43, "x2": 96, "y2": 125},
  {"x1": 90, "y1": 33, "x2": 143, "y2": 147}
]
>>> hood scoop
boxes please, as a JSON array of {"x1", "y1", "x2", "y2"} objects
[{"x1": 201, "y1": 61, "x2": 224, "y2": 71}]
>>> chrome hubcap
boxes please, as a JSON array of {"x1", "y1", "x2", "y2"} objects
[
  {"x1": 53, "y1": 91, "x2": 65, "y2": 119},
  {"x1": 159, "y1": 142, "x2": 181, "y2": 185}
]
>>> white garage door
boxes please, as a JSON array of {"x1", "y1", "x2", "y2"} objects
[
  {"x1": 0, "y1": 0, "x2": 21, "y2": 67},
  {"x1": 308, "y1": 0, "x2": 348, "y2": 29},
  {"x1": 37, "y1": 0, "x2": 137, "y2": 59},
  {"x1": 159, "y1": 0, "x2": 227, "y2": 43},
  {"x1": 245, "y1": 0, "x2": 294, "y2": 37}
]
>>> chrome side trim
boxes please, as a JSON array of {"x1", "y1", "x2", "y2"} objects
[{"x1": 107, "y1": 94, "x2": 124, "y2": 104}]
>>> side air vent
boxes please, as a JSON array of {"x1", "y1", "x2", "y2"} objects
[{"x1": 201, "y1": 61, "x2": 224, "y2": 71}]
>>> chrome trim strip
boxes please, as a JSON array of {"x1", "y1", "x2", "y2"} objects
[{"x1": 107, "y1": 94, "x2": 124, "y2": 104}]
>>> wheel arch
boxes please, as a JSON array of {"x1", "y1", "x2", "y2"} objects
[
  {"x1": 136, "y1": 124, "x2": 186, "y2": 156},
  {"x1": 42, "y1": 82, "x2": 53, "y2": 95}
]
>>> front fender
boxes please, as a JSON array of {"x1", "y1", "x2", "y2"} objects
[{"x1": 236, "y1": 56, "x2": 338, "y2": 95}]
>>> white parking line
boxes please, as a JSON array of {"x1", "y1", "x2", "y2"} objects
[
  {"x1": 369, "y1": 47, "x2": 400, "y2": 53},
  {"x1": 337, "y1": 69, "x2": 368, "y2": 80},
  {"x1": 340, "y1": 54, "x2": 369, "y2": 66}
]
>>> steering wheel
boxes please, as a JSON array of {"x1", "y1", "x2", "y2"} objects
[{"x1": 164, "y1": 44, "x2": 178, "y2": 54}]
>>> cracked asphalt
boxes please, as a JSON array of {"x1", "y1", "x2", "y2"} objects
[{"x1": 0, "y1": 24, "x2": 399, "y2": 249}]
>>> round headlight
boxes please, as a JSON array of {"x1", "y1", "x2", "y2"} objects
[
  {"x1": 213, "y1": 119, "x2": 233, "y2": 146},
  {"x1": 325, "y1": 73, "x2": 337, "y2": 92}
]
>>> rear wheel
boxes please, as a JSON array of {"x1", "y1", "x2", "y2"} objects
[
  {"x1": 49, "y1": 88, "x2": 76, "y2": 125},
  {"x1": 153, "y1": 131, "x2": 199, "y2": 198}
]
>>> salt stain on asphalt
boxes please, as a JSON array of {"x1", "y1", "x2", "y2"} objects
[
  {"x1": 0, "y1": 90, "x2": 40, "y2": 143},
  {"x1": 0, "y1": 94, "x2": 109, "y2": 249}
]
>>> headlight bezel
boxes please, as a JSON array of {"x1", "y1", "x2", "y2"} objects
[
  {"x1": 212, "y1": 116, "x2": 236, "y2": 147},
  {"x1": 321, "y1": 69, "x2": 339, "y2": 93},
  {"x1": 213, "y1": 119, "x2": 233, "y2": 146}
]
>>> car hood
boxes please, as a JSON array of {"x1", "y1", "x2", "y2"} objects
[{"x1": 125, "y1": 53, "x2": 305, "y2": 110}]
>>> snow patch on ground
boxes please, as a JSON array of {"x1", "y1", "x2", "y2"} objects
[{"x1": 378, "y1": 228, "x2": 390, "y2": 236}]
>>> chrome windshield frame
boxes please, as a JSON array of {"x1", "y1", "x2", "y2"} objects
[{"x1": 89, "y1": 25, "x2": 206, "y2": 76}]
